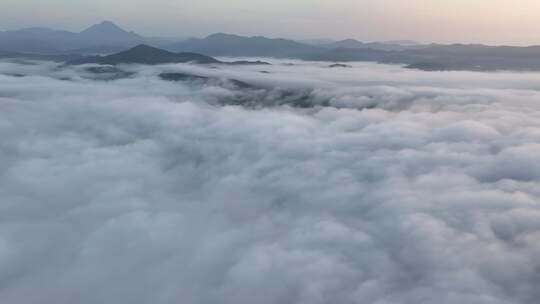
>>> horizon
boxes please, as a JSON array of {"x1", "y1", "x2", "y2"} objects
[
  {"x1": 2, "y1": 0, "x2": 540, "y2": 46},
  {"x1": 4, "y1": 19, "x2": 540, "y2": 48}
]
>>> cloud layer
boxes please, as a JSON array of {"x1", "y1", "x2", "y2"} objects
[{"x1": 1, "y1": 60, "x2": 540, "y2": 304}]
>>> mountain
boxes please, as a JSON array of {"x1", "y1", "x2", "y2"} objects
[
  {"x1": 167, "y1": 33, "x2": 424, "y2": 59},
  {"x1": 311, "y1": 44, "x2": 540, "y2": 71},
  {"x1": 298, "y1": 38, "x2": 337, "y2": 46},
  {"x1": 168, "y1": 33, "x2": 323, "y2": 58},
  {"x1": 79, "y1": 21, "x2": 141, "y2": 41},
  {"x1": 407, "y1": 43, "x2": 540, "y2": 57},
  {"x1": 66, "y1": 44, "x2": 139, "y2": 56},
  {"x1": 69, "y1": 44, "x2": 271, "y2": 66},
  {"x1": 0, "y1": 49, "x2": 82, "y2": 62},
  {"x1": 384, "y1": 40, "x2": 421, "y2": 46},
  {"x1": 0, "y1": 26, "x2": 77, "y2": 53},
  {"x1": 311, "y1": 47, "x2": 392, "y2": 62},
  {"x1": 322, "y1": 39, "x2": 423, "y2": 51},
  {"x1": 7, "y1": 27, "x2": 77, "y2": 39},
  {"x1": 399, "y1": 44, "x2": 540, "y2": 70},
  {"x1": 69, "y1": 44, "x2": 221, "y2": 65},
  {"x1": 4, "y1": 21, "x2": 540, "y2": 71},
  {"x1": 0, "y1": 21, "x2": 145, "y2": 54}
]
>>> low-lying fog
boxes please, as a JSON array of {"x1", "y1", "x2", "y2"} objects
[{"x1": 1, "y1": 59, "x2": 540, "y2": 304}]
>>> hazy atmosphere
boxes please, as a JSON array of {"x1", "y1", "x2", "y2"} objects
[
  {"x1": 2, "y1": 0, "x2": 540, "y2": 44},
  {"x1": 2, "y1": 1, "x2": 540, "y2": 304}
]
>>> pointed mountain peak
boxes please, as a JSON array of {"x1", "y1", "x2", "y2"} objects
[
  {"x1": 82, "y1": 21, "x2": 123, "y2": 33},
  {"x1": 80, "y1": 21, "x2": 141, "y2": 40},
  {"x1": 126, "y1": 44, "x2": 165, "y2": 53}
]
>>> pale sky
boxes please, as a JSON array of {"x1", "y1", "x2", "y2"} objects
[{"x1": 2, "y1": 0, "x2": 540, "y2": 45}]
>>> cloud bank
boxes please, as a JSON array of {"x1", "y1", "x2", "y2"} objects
[{"x1": 1, "y1": 59, "x2": 540, "y2": 304}]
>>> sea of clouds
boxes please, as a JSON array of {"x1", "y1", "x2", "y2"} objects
[{"x1": 1, "y1": 59, "x2": 540, "y2": 304}]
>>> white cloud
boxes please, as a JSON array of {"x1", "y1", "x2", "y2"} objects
[{"x1": 1, "y1": 60, "x2": 540, "y2": 304}]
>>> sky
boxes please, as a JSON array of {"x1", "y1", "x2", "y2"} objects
[{"x1": 1, "y1": 0, "x2": 540, "y2": 45}]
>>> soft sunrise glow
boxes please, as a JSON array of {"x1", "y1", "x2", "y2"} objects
[{"x1": 2, "y1": 0, "x2": 540, "y2": 44}]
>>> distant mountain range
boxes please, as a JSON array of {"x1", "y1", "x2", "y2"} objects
[
  {"x1": 166, "y1": 33, "x2": 323, "y2": 58},
  {"x1": 0, "y1": 21, "x2": 174, "y2": 54},
  {"x1": 68, "y1": 44, "x2": 270, "y2": 66},
  {"x1": 69, "y1": 44, "x2": 219, "y2": 65},
  {"x1": 4, "y1": 21, "x2": 540, "y2": 71},
  {"x1": 311, "y1": 44, "x2": 540, "y2": 71},
  {"x1": 0, "y1": 49, "x2": 82, "y2": 62},
  {"x1": 1, "y1": 21, "x2": 418, "y2": 56},
  {"x1": 319, "y1": 39, "x2": 422, "y2": 51}
]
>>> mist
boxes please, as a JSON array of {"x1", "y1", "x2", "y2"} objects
[{"x1": 1, "y1": 59, "x2": 540, "y2": 304}]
